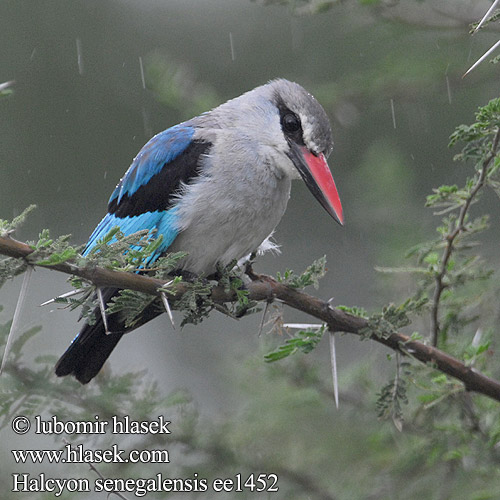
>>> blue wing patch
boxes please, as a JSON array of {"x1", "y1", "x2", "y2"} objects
[
  {"x1": 83, "y1": 208, "x2": 179, "y2": 265},
  {"x1": 107, "y1": 126, "x2": 210, "y2": 219},
  {"x1": 110, "y1": 125, "x2": 195, "y2": 205},
  {"x1": 83, "y1": 122, "x2": 211, "y2": 266}
]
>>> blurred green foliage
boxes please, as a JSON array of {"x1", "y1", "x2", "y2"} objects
[
  {"x1": 2, "y1": 97, "x2": 500, "y2": 499},
  {"x1": 2, "y1": 2, "x2": 500, "y2": 499}
]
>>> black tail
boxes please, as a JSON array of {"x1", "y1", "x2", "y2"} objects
[
  {"x1": 55, "y1": 288, "x2": 125, "y2": 384},
  {"x1": 55, "y1": 287, "x2": 164, "y2": 384},
  {"x1": 55, "y1": 322, "x2": 124, "y2": 384}
]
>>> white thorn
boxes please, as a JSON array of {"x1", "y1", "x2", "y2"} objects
[
  {"x1": 39, "y1": 288, "x2": 84, "y2": 307},
  {"x1": 1, "y1": 266, "x2": 33, "y2": 375},
  {"x1": 473, "y1": 0, "x2": 500, "y2": 34},
  {"x1": 97, "y1": 288, "x2": 111, "y2": 335},
  {"x1": 283, "y1": 323, "x2": 324, "y2": 330},
  {"x1": 257, "y1": 302, "x2": 269, "y2": 337},
  {"x1": 329, "y1": 331, "x2": 339, "y2": 409},
  {"x1": 160, "y1": 292, "x2": 175, "y2": 329},
  {"x1": 472, "y1": 328, "x2": 483, "y2": 347},
  {"x1": 463, "y1": 39, "x2": 500, "y2": 78},
  {"x1": 0, "y1": 80, "x2": 14, "y2": 92}
]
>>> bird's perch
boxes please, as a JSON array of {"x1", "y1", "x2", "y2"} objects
[{"x1": 1, "y1": 234, "x2": 500, "y2": 403}]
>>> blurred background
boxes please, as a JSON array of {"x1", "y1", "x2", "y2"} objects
[{"x1": 1, "y1": 1, "x2": 500, "y2": 498}]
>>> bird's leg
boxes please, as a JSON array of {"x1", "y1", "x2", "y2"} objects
[
  {"x1": 243, "y1": 251, "x2": 277, "y2": 285},
  {"x1": 173, "y1": 269, "x2": 200, "y2": 282},
  {"x1": 244, "y1": 252, "x2": 259, "y2": 281}
]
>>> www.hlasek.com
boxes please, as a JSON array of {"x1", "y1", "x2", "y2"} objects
[
  {"x1": 10, "y1": 414, "x2": 279, "y2": 496},
  {"x1": 12, "y1": 443, "x2": 170, "y2": 464}
]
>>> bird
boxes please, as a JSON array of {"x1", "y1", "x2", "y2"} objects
[{"x1": 55, "y1": 78, "x2": 343, "y2": 384}]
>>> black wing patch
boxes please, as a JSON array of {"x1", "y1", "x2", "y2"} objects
[{"x1": 109, "y1": 140, "x2": 211, "y2": 218}]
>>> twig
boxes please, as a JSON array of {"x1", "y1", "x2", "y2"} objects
[
  {"x1": 429, "y1": 128, "x2": 500, "y2": 347},
  {"x1": 1, "y1": 235, "x2": 500, "y2": 403}
]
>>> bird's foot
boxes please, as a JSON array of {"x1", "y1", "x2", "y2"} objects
[
  {"x1": 172, "y1": 269, "x2": 200, "y2": 282},
  {"x1": 244, "y1": 252, "x2": 261, "y2": 281}
]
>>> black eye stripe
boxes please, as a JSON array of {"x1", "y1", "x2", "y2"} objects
[
  {"x1": 279, "y1": 111, "x2": 304, "y2": 145},
  {"x1": 274, "y1": 95, "x2": 305, "y2": 146}
]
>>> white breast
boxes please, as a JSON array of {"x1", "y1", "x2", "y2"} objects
[{"x1": 168, "y1": 132, "x2": 292, "y2": 274}]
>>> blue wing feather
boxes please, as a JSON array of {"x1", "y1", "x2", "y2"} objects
[
  {"x1": 83, "y1": 123, "x2": 210, "y2": 264},
  {"x1": 58, "y1": 123, "x2": 209, "y2": 384},
  {"x1": 82, "y1": 208, "x2": 180, "y2": 261},
  {"x1": 109, "y1": 124, "x2": 195, "y2": 205}
]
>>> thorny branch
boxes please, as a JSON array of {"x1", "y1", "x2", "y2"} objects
[
  {"x1": 1, "y1": 234, "x2": 500, "y2": 404},
  {"x1": 430, "y1": 128, "x2": 500, "y2": 347}
]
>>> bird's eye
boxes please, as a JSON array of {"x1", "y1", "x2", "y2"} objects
[{"x1": 282, "y1": 113, "x2": 301, "y2": 134}]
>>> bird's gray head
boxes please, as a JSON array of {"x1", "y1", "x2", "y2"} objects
[
  {"x1": 196, "y1": 79, "x2": 343, "y2": 225},
  {"x1": 264, "y1": 79, "x2": 342, "y2": 225},
  {"x1": 269, "y1": 79, "x2": 333, "y2": 158}
]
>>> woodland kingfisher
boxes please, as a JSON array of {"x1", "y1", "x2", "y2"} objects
[{"x1": 55, "y1": 78, "x2": 344, "y2": 383}]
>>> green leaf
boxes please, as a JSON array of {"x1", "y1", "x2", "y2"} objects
[
  {"x1": 264, "y1": 326, "x2": 325, "y2": 362},
  {"x1": 276, "y1": 256, "x2": 327, "y2": 289},
  {"x1": 0, "y1": 205, "x2": 37, "y2": 236},
  {"x1": 36, "y1": 247, "x2": 77, "y2": 266},
  {"x1": 337, "y1": 305, "x2": 368, "y2": 317}
]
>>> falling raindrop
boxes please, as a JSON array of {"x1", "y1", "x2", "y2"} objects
[
  {"x1": 445, "y1": 63, "x2": 452, "y2": 104},
  {"x1": 229, "y1": 32, "x2": 236, "y2": 61},
  {"x1": 30, "y1": 48, "x2": 37, "y2": 61},
  {"x1": 76, "y1": 38, "x2": 84, "y2": 75},
  {"x1": 390, "y1": 98, "x2": 396, "y2": 129},
  {"x1": 139, "y1": 56, "x2": 146, "y2": 89}
]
